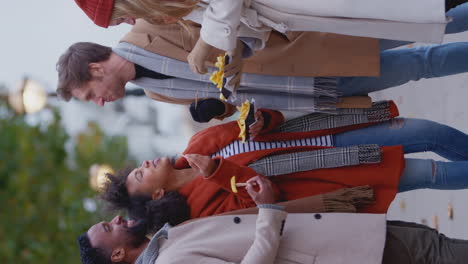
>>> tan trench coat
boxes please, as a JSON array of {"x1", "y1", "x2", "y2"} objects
[{"x1": 120, "y1": 19, "x2": 380, "y2": 77}]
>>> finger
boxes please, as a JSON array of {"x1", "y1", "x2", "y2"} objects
[
  {"x1": 246, "y1": 176, "x2": 261, "y2": 184},
  {"x1": 184, "y1": 154, "x2": 196, "y2": 161},
  {"x1": 186, "y1": 159, "x2": 199, "y2": 171},
  {"x1": 195, "y1": 66, "x2": 203, "y2": 75},
  {"x1": 249, "y1": 129, "x2": 259, "y2": 139},
  {"x1": 189, "y1": 64, "x2": 199, "y2": 74},
  {"x1": 184, "y1": 155, "x2": 200, "y2": 167},
  {"x1": 254, "y1": 111, "x2": 263, "y2": 121},
  {"x1": 249, "y1": 124, "x2": 263, "y2": 138},
  {"x1": 249, "y1": 131, "x2": 258, "y2": 140},
  {"x1": 228, "y1": 73, "x2": 242, "y2": 87},
  {"x1": 184, "y1": 155, "x2": 195, "y2": 166},
  {"x1": 224, "y1": 63, "x2": 240, "y2": 77},
  {"x1": 199, "y1": 65, "x2": 208, "y2": 74},
  {"x1": 256, "y1": 177, "x2": 266, "y2": 190},
  {"x1": 245, "y1": 183, "x2": 258, "y2": 197},
  {"x1": 249, "y1": 121, "x2": 262, "y2": 131},
  {"x1": 233, "y1": 80, "x2": 240, "y2": 90}
]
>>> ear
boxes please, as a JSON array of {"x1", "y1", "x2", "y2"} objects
[
  {"x1": 88, "y1": 62, "x2": 105, "y2": 78},
  {"x1": 152, "y1": 188, "x2": 165, "y2": 200},
  {"x1": 110, "y1": 247, "x2": 126, "y2": 262},
  {"x1": 162, "y1": 16, "x2": 179, "y2": 24}
]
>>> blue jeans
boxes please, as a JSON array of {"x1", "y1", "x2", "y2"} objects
[
  {"x1": 334, "y1": 118, "x2": 468, "y2": 192},
  {"x1": 380, "y1": 3, "x2": 468, "y2": 50},
  {"x1": 337, "y1": 4, "x2": 468, "y2": 96}
]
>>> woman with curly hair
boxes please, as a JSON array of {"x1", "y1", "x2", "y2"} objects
[{"x1": 100, "y1": 105, "x2": 468, "y2": 232}]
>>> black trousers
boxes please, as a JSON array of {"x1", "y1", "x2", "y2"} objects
[{"x1": 383, "y1": 220, "x2": 468, "y2": 264}]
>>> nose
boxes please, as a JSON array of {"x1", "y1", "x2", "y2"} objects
[
  {"x1": 141, "y1": 160, "x2": 150, "y2": 168},
  {"x1": 92, "y1": 97, "x2": 105, "y2": 106},
  {"x1": 124, "y1": 17, "x2": 136, "y2": 25},
  {"x1": 111, "y1": 215, "x2": 122, "y2": 225}
]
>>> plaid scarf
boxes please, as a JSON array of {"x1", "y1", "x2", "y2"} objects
[
  {"x1": 273, "y1": 100, "x2": 392, "y2": 133},
  {"x1": 249, "y1": 144, "x2": 381, "y2": 176}
]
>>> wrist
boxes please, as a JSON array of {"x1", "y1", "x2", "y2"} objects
[
  {"x1": 196, "y1": 38, "x2": 214, "y2": 55},
  {"x1": 257, "y1": 204, "x2": 283, "y2": 211}
]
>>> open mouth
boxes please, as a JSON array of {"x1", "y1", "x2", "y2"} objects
[{"x1": 123, "y1": 219, "x2": 136, "y2": 228}]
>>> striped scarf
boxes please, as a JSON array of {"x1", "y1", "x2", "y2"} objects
[{"x1": 249, "y1": 144, "x2": 381, "y2": 176}]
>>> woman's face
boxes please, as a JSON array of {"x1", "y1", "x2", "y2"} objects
[
  {"x1": 109, "y1": 16, "x2": 137, "y2": 26},
  {"x1": 126, "y1": 157, "x2": 173, "y2": 197}
]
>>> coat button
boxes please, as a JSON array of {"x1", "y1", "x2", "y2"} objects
[
  {"x1": 233, "y1": 217, "x2": 241, "y2": 224},
  {"x1": 314, "y1": 214, "x2": 322, "y2": 220},
  {"x1": 224, "y1": 27, "x2": 231, "y2": 35}
]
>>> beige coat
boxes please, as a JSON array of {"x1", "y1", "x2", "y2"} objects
[
  {"x1": 156, "y1": 209, "x2": 386, "y2": 264},
  {"x1": 120, "y1": 19, "x2": 380, "y2": 77}
]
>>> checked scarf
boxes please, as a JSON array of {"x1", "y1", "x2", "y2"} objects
[
  {"x1": 249, "y1": 144, "x2": 381, "y2": 176},
  {"x1": 273, "y1": 100, "x2": 392, "y2": 133}
]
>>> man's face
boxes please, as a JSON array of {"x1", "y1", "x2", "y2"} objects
[
  {"x1": 87, "y1": 216, "x2": 148, "y2": 255},
  {"x1": 72, "y1": 67, "x2": 126, "y2": 106},
  {"x1": 109, "y1": 16, "x2": 137, "y2": 27}
]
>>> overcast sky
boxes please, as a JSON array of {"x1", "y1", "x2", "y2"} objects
[{"x1": 0, "y1": 0, "x2": 131, "y2": 92}]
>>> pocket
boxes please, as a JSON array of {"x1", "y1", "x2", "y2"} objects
[{"x1": 275, "y1": 247, "x2": 317, "y2": 264}]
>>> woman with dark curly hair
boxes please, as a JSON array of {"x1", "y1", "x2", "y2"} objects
[
  {"x1": 102, "y1": 168, "x2": 191, "y2": 233},
  {"x1": 101, "y1": 104, "x2": 468, "y2": 232}
]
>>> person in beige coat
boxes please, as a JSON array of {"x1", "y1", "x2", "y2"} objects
[{"x1": 78, "y1": 178, "x2": 468, "y2": 264}]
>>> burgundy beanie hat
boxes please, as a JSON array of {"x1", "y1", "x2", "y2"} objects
[{"x1": 75, "y1": 0, "x2": 115, "y2": 28}]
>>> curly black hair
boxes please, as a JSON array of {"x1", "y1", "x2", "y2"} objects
[
  {"x1": 100, "y1": 167, "x2": 133, "y2": 212},
  {"x1": 77, "y1": 233, "x2": 114, "y2": 264},
  {"x1": 101, "y1": 168, "x2": 191, "y2": 234},
  {"x1": 136, "y1": 191, "x2": 191, "y2": 234}
]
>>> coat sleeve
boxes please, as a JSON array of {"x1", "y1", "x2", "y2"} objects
[
  {"x1": 206, "y1": 157, "x2": 281, "y2": 206},
  {"x1": 240, "y1": 208, "x2": 286, "y2": 263},
  {"x1": 172, "y1": 208, "x2": 287, "y2": 264},
  {"x1": 201, "y1": 0, "x2": 243, "y2": 51}
]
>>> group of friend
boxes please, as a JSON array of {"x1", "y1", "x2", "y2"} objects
[{"x1": 62, "y1": 0, "x2": 468, "y2": 263}]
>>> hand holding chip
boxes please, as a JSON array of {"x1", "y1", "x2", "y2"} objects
[
  {"x1": 245, "y1": 175, "x2": 275, "y2": 205},
  {"x1": 188, "y1": 38, "x2": 215, "y2": 75},
  {"x1": 184, "y1": 154, "x2": 217, "y2": 177},
  {"x1": 249, "y1": 111, "x2": 264, "y2": 139},
  {"x1": 224, "y1": 39, "x2": 244, "y2": 90}
]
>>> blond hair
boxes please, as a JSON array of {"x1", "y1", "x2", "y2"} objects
[{"x1": 112, "y1": 0, "x2": 199, "y2": 25}]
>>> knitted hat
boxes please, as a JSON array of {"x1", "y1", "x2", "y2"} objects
[
  {"x1": 189, "y1": 98, "x2": 226, "y2": 123},
  {"x1": 75, "y1": 0, "x2": 114, "y2": 28}
]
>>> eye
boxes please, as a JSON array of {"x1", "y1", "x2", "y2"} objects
[
  {"x1": 103, "y1": 223, "x2": 111, "y2": 232},
  {"x1": 136, "y1": 169, "x2": 143, "y2": 181},
  {"x1": 85, "y1": 93, "x2": 93, "y2": 101}
]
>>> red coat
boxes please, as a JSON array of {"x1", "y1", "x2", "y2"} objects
[{"x1": 176, "y1": 103, "x2": 405, "y2": 218}]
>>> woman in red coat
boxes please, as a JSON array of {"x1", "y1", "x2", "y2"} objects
[{"x1": 102, "y1": 101, "x2": 468, "y2": 230}]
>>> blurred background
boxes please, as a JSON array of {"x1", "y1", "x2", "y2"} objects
[{"x1": 1, "y1": 1, "x2": 468, "y2": 263}]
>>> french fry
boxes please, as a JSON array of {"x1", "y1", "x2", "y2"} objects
[
  {"x1": 231, "y1": 176, "x2": 258, "y2": 193},
  {"x1": 235, "y1": 182, "x2": 257, "y2": 187},
  {"x1": 230, "y1": 176, "x2": 238, "y2": 193}
]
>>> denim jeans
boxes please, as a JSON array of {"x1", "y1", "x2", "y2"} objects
[
  {"x1": 337, "y1": 3, "x2": 468, "y2": 96},
  {"x1": 337, "y1": 42, "x2": 468, "y2": 96},
  {"x1": 380, "y1": 3, "x2": 468, "y2": 50},
  {"x1": 334, "y1": 118, "x2": 468, "y2": 192}
]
